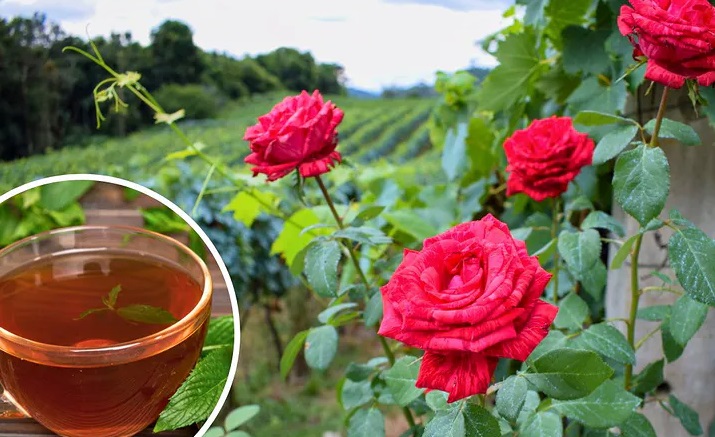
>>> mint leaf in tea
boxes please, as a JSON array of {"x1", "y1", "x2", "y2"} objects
[
  {"x1": 76, "y1": 283, "x2": 179, "y2": 325},
  {"x1": 0, "y1": 252, "x2": 201, "y2": 346}
]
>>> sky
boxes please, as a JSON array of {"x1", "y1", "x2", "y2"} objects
[{"x1": 2, "y1": 0, "x2": 514, "y2": 92}]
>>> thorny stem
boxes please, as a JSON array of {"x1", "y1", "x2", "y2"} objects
[
  {"x1": 624, "y1": 230, "x2": 643, "y2": 391},
  {"x1": 314, "y1": 175, "x2": 417, "y2": 431},
  {"x1": 649, "y1": 87, "x2": 670, "y2": 148},
  {"x1": 625, "y1": 85, "x2": 670, "y2": 390},
  {"x1": 551, "y1": 197, "x2": 561, "y2": 303}
]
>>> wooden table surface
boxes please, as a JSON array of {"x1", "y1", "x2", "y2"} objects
[
  {"x1": 0, "y1": 418, "x2": 196, "y2": 436},
  {"x1": 0, "y1": 183, "x2": 236, "y2": 435}
]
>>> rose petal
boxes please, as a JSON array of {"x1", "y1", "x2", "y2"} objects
[
  {"x1": 483, "y1": 300, "x2": 559, "y2": 361},
  {"x1": 416, "y1": 351, "x2": 498, "y2": 402}
]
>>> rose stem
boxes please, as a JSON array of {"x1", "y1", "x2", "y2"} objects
[
  {"x1": 72, "y1": 50, "x2": 309, "y2": 233},
  {"x1": 624, "y1": 86, "x2": 670, "y2": 390},
  {"x1": 551, "y1": 196, "x2": 561, "y2": 303},
  {"x1": 314, "y1": 174, "x2": 418, "y2": 430}
]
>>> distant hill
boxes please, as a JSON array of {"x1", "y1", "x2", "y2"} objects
[{"x1": 347, "y1": 87, "x2": 380, "y2": 99}]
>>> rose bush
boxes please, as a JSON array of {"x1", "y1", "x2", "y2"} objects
[
  {"x1": 70, "y1": 0, "x2": 715, "y2": 434},
  {"x1": 618, "y1": 0, "x2": 715, "y2": 88},
  {"x1": 378, "y1": 214, "x2": 557, "y2": 402},
  {"x1": 243, "y1": 90, "x2": 344, "y2": 181},
  {"x1": 503, "y1": 116, "x2": 594, "y2": 202}
]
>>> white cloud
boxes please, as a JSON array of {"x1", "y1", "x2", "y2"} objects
[{"x1": 35, "y1": 0, "x2": 509, "y2": 91}]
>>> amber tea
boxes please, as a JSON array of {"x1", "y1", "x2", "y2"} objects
[{"x1": 0, "y1": 247, "x2": 210, "y2": 437}]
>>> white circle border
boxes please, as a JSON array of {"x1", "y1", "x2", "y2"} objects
[{"x1": 0, "y1": 173, "x2": 241, "y2": 436}]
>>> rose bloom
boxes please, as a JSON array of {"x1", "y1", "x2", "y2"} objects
[
  {"x1": 618, "y1": 0, "x2": 715, "y2": 88},
  {"x1": 244, "y1": 90, "x2": 344, "y2": 181},
  {"x1": 503, "y1": 116, "x2": 594, "y2": 202},
  {"x1": 378, "y1": 214, "x2": 558, "y2": 402}
]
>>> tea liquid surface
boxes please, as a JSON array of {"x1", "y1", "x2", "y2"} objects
[
  {"x1": 0, "y1": 251, "x2": 202, "y2": 346},
  {"x1": 0, "y1": 250, "x2": 208, "y2": 437}
]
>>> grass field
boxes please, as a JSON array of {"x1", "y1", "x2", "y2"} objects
[{"x1": 0, "y1": 95, "x2": 436, "y2": 190}]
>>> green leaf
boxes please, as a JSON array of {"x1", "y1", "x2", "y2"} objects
[
  {"x1": 662, "y1": 322, "x2": 685, "y2": 362},
  {"x1": 364, "y1": 291, "x2": 383, "y2": 327},
  {"x1": 669, "y1": 394, "x2": 703, "y2": 435},
  {"x1": 333, "y1": 226, "x2": 392, "y2": 246},
  {"x1": 574, "y1": 111, "x2": 636, "y2": 127},
  {"x1": 271, "y1": 209, "x2": 330, "y2": 267},
  {"x1": 354, "y1": 205, "x2": 385, "y2": 222},
  {"x1": 465, "y1": 116, "x2": 498, "y2": 181},
  {"x1": 318, "y1": 303, "x2": 359, "y2": 324},
  {"x1": 567, "y1": 77, "x2": 628, "y2": 114},
  {"x1": 204, "y1": 316, "x2": 234, "y2": 349},
  {"x1": 525, "y1": 349, "x2": 613, "y2": 400},
  {"x1": 442, "y1": 121, "x2": 469, "y2": 181},
  {"x1": 280, "y1": 330, "x2": 309, "y2": 380},
  {"x1": 154, "y1": 348, "x2": 232, "y2": 432},
  {"x1": 520, "y1": 412, "x2": 563, "y2": 437},
  {"x1": 620, "y1": 413, "x2": 657, "y2": 437},
  {"x1": 524, "y1": 0, "x2": 548, "y2": 25},
  {"x1": 341, "y1": 379, "x2": 374, "y2": 410},
  {"x1": 478, "y1": 30, "x2": 542, "y2": 112},
  {"x1": 348, "y1": 408, "x2": 385, "y2": 437},
  {"x1": 545, "y1": 0, "x2": 591, "y2": 43},
  {"x1": 117, "y1": 304, "x2": 178, "y2": 324},
  {"x1": 575, "y1": 323, "x2": 635, "y2": 364},
  {"x1": 426, "y1": 390, "x2": 449, "y2": 411},
  {"x1": 463, "y1": 404, "x2": 500, "y2": 437},
  {"x1": 304, "y1": 325, "x2": 338, "y2": 370},
  {"x1": 562, "y1": 27, "x2": 610, "y2": 75},
  {"x1": 557, "y1": 229, "x2": 602, "y2": 280},
  {"x1": 496, "y1": 375, "x2": 528, "y2": 422},
  {"x1": 637, "y1": 305, "x2": 671, "y2": 321},
  {"x1": 383, "y1": 355, "x2": 424, "y2": 407},
  {"x1": 225, "y1": 432, "x2": 251, "y2": 437},
  {"x1": 581, "y1": 211, "x2": 625, "y2": 237},
  {"x1": 383, "y1": 209, "x2": 439, "y2": 242},
  {"x1": 527, "y1": 331, "x2": 573, "y2": 363},
  {"x1": 581, "y1": 260, "x2": 607, "y2": 301},
  {"x1": 632, "y1": 359, "x2": 664, "y2": 395},
  {"x1": 223, "y1": 190, "x2": 279, "y2": 227},
  {"x1": 141, "y1": 207, "x2": 190, "y2": 234},
  {"x1": 0, "y1": 205, "x2": 20, "y2": 246},
  {"x1": 592, "y1": 125, "x2": 639, "y2": 166},
  {"x1": 74, "y1": 307, "x2": 109, "y2": 320},
  {"x1": 346, "y1": 360, "x2": 382, "y2": 381},
  {"x1": 38, "y1": 180, "x2": 94, "y2": 211},
  {"x1": 611, "y1": 234, "x2": 638, "y2": 269},
  {"x1": 225, "y1": 405, "x2": 260, "y2": 431},
  {"x1": 203, "y1": 427, "x2": 224, "y2": 437},
  {"x1": 669, "y1": 226, "x2": 715, "y2": 306},
  {"x1": 670, "y1": 295, "x2": 709, "y2": 346},
  {"x1": 552, "y1": 380, "x2": 641, "y2": 428},
  {"x1": 554, "y1": 292, "x2": 590, "y2": 331},
  {"x1": 424, "y1": 405, "x2": 464, "y2": 437},
  {"x1": 613, "y1": 144, "x2": 670, "y2": 226},
  {"x1": 107, "y1": 284, "x2": 121, "y2": 307},
  {"x1": 304, "y1": 240, "x2": 341, "y2": 298},
  {"x1": 644, "y1": 118, "x2": 701, "y2": 146}
]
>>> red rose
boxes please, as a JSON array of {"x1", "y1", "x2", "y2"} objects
[
  {"x1": 618, "y1": 0, "x2": 715, "y2": 88},
  {"x1": 378, "y1": 214, "x2": 557, "y2": 402},
  {"x1": 244, "y1": 90, "x2": 344, "y2": 181},
  {"x1": 503, "y1": 116, "x2": 594, "y2": 202}
]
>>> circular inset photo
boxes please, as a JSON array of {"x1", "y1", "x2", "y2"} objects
[{"x1": 0, "y1": 175, "x2": 239, "y2": 437}]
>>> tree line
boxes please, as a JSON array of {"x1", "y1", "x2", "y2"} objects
[{"x1": 0, "y1": 13, "x2": 346, "y2": 161}]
